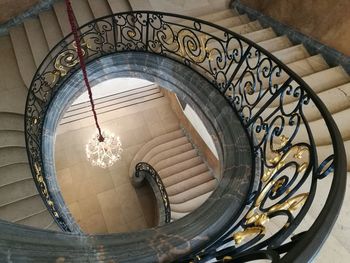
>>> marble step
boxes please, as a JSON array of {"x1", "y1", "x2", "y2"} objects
[
  {"x1": 23, "y1": 18, "x2": 50, "y2": 67},
  {"x1": 0, "y1": 113, "x2": 24, "y2": 131},
  {"x1": 156, "y1": 153, "x2": 203, "y2": 178},
  {"x1": 15, "y1": 210, "x2": 55, "y2": 229},
  {"x1": 317, "y1": 140, "x2": 350, "y2": 171},
  {"x1": 0, "y1": 147, "x2": 28, "y2": 168},
  {"x1": 198, "y1": 9, "x2": 240, "y2": 22},
  {"x1": 151, "y1": 145, "x2": 196, "y2": 170},
  {"x1": 129, "y1": 129, "x2": 184, "y2": 177},
  {"x1": 0, "y1": 131, "x2": 25, "y2": 148},
  {"x1": 162, "y1": 163, "x2": 208, "y2": 186},
  {"x1": 171, "y1": 191, "x2": 213, "y2": 214},
  {"x1": 167, "y1": 171, "x2": 214, "y2": 196},
  {"x1": 71, "y1": 0, "x2": 94, "y2": 26},
  {"x1": 53, "y1": 1, "x2": 71, "y2": 36},
  {"x1": 169, "y1": 180, "x2": 216, "y2": 204},
  {"x1": 88, "y1": 0, "x2": 113, "y2": 18},
  {"x1": 39, "y1": 9, "x2": 64, "y2": 49},
  {"x1": 159, "y1": 157, "x2": 204, "y2": 180},
  {"x1": 143, "y1": 137, "x2": 189, "y2": 163},
  {"x1": 107, "y1": 0, "x2": 132, "y2": 13},
  {"x1": 0, "y1": 195, "x2": 46, "y2": 222},
  {"x1": 0, "y1": 163, "x2": 32, "y2": 188},
  {"x1": 9, "y1": 25, "x2": 36, "y2": 88},
  {"x1": 0, "y1": 179, "x2": 38, "y2": 207}
]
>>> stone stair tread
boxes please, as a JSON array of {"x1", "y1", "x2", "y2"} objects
[
  {"x1": 0, "y1": 178, "x2": 38, "y2": 207},
  {"x1": 317, "y1": 140, "x2": 350, "y2": 171},
  {"x1": 257, "y1": 35, "x2": 292, "y2": 53},
  {"x1": 9, "y1": 25, "x2": 36, "y2": 88},
  {"x1": 160, "y1": 157, "x2": 205, "y2": 181},
  {"x1": 155, "y1": 153, "x2": 203, "y2": 178},
  {"x1": 53, "y1": 1, "x2": 72, "y2": 36},
  {"x1": 0, "y1": 131, "x2": 25, "y2": 148},
  {"x1": 170, "y1": 191, "x2": 213, "y2": 213},
  {"x1": 198, "y1": 9, "x2": 240, "y2": 22},
  {"x1": 149, "y1": 142, "x2": 193, "y2": 165},
  {"x1": 15, "y1": 210, "x2": 54, "y2": 229},
  {"x1": 71, "y1": 0, "x2": 94, "y2": 26},
  {"x1": 171, "y1": 211, "x2": 190, "y2": 220},
  {"x1": 39, "y1": 9, "x2": 64, "y2": 49},
  {"x1": 107, "y1": 0, "x2": 132, "y2": 13},
  {"x1": 0, "y1": 195, "x2": 46, "y2": 222},
  {"x1": 46, "y1": 221, "x2": 61, "y2": 231},
  {"x1": 167, "y1": 171, "x2": 214, "y2": 196},
  {"x1": 143, "y1": 136, "x2": 189, "y2": 162},
  {"x1": 0, "y1": 147, "x2": 28, "y2": 168},
  {"x1": 211, "y1": 14, "x2": 250, "y2": 30},
  {"x1": 303, "y1": 66, "x2": 350, "y2": 94},
  {"x1": 272, "y1": 44, "x2": 310, "y2": 64},
  {"x1": 228, "y1": 20, "x2": 263, "y2": 35},
  {"x1": 24, "y1": 18, "x2": 50, "y2": 67},
  {"x1": 0, "y1": 113, "x2": 24, "y2": 131},
  {"x1": 162, "y1": 162, "x2": 208, "y2": 186},
  {"x1": 169, "y1": 179, "x2": 216, "y2": 204},
  {"x1": 243, "y1": 27, "x2": 277, "y2": 43},
  {"x1": 88, "y1": 0, "x2": 113, "y2": 18},
  {"x1": 0, "y1": 163, "x2": 32, "y2": 188}
]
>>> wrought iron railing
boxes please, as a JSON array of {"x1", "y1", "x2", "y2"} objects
[
  {"x1": 134, "y1": 162, "x2": 171, "y2": 224},
  {"x1": 24, "y1": 11, "x2": 346, "y2": 262}
]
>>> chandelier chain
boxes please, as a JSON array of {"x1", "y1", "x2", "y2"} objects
[{"x1": 64, "y1": 0, "x2": 104, "y2": 142}]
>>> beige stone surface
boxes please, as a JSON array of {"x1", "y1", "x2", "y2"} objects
[
  {"x1": 241, "y1": 0, "x2": 350, "y2": 56},
  {"x1": 0, "y1": 0, "x2": 39, "y2": 24},
  {"x1": 55, "y1": 92, "x2": 178, "y2": 234}
]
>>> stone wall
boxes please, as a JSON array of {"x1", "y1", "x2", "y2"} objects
[{"x1": 240, "y1": 0, "x2": 350, "y2": 56}]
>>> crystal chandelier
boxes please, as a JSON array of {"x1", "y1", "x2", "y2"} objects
[
  {"x1": 65, "y1": 0, "x2": 122, "y2": 168},
  {"x1": 86, "y1": 130, "x2": 123, "y2": 168}
]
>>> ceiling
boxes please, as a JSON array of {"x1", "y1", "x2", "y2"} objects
[{"x1": 0, "y1": 0, "x2": 40, "y2": 24}]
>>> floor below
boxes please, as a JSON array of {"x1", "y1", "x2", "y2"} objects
[{"x1": 55, "y1": 92, "x2": 179, "y2": 234}]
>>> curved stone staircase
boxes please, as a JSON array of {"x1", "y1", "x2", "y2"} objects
[
  {"x1": 0, "y1": 2, "x2": 348, "y2": 259},
  {"x1": 130, "y1": 129, "x2": 218, "y2": 220}
]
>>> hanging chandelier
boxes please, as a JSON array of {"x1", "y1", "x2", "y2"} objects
[{"x1": 65, "y1": 0, "x2": 122, "y2": 168}]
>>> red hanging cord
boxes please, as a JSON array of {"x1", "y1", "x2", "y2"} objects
[{"x1": 64, "y1": 0, "x2": 104, "y2": 142}]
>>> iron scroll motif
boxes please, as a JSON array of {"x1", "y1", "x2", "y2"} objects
[
  {"x1": 25, "y1": 11, "x2": 346, "y2": 261},
  {"x1": 135, "y1": 162, "x2": 171, "y2": 224}
]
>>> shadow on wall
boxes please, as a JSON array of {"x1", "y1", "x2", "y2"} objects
[{"x1": 239, "y1": 0, "x2": 350, "y2": 56}]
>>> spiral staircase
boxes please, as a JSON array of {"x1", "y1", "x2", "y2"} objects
[{"x1": 0, "y1": 0, "x2": 348, "y2": 262}]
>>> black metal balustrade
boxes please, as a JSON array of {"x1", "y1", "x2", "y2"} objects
[
  {"x1": 24, "y1": 11, "x2": 346, "y2": 262},
  {"x1": 134, "y1": 162, "x2": 171, "y2": 224}
]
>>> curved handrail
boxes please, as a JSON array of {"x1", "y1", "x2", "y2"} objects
[
  {"x1": 134, "y1": 162, "x2": 171, "y2": 224},
  {"x1": 23, "y1": 11, "x2": 346, "y2": 262}
]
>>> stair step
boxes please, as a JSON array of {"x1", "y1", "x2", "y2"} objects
[
  {"x1": 24, "y1": 18, "x2": 50, "y2": 67},
  {"x1": 9, "y1": 25, "x2": 36, "y2": 87},
  {"x1": 158, "y1": 155, "x2": 203, "y2": 179},
  {"x1": 317, "y1": 140, "x2": 350, "y2": 171},
  {"x1": 53, "y1": 1, "x2": 71, "y2": 36},
  {"x1": 46, "y1": 221, "x2": 61, "y2": 231},
  {"x1": 0, "y1": 178, "x2": 38, "y2": 207},
  {"x1": 143, "y1": 136, "x2": 189, "y2": 163},
  {"x1": 0, "y1": 195, "x2": 46, "y2": 222},
  {"x1": 0, "y1": 163, "x2": 32, "y2": 188},
  {"x1": 71, "y1": 0, "x2": 94, "y2": 26},
  {"x1": 88, "y1": 0, "x2": 113, "y2": 18},
  {"x1": 304, "y1": 66, "x2": 350, "y2": 94},
  {"x1": 167, "y1": 171, "x2": 214, "y2": 196},
  {"x1": 0, "y1": 131, "x2": 25, "y2": 148},
  {"x1": 257, "y1": 35, "x2": 292, "y2": 53},
  {"x1": 61, "y1": 91, "x2": 164, "y2": 125},
  {"x1": 243, "y1": 27, "x2": 275, "y2": 41},
  {"x1": 230, "y1": 20, "x2": 262, "y2": 35},
  {"x1": 169, "y1": 181, "x2": 215, "y2": 204},
  {"x1": 0, "y1": 113, "x2": 24, "y2": 131},
  {"x1": 0, "y1": 147, "x2": 28, "y2": 167},
  {"x1": 39, "y1": 9, "x2": 63, "y2": 49},
  {"x1": 149, "y1": 142, "x2": 193, "y2": 167},
  {"x1": 198, "y1": 9, "x2": 240, "y2": 22},
  {"x1": 162, "y1": 163, "x2": 208, "y2": 186},
  {"x1": 15, "y1": 210, "x2": 54, "y2": 229},
  {"x1": 154, "y1": 152, "x2": 202, "y2": 174},
  {"x1": 171, "y1": 191, "x2": 213, "y2": 214},
  {"x1": 210, "y1": 14, "x2": 250, "y2": 30},
  {"x1": 107, "y1": 0, "x2": 132, "y2": 13},
  {"x1": 171, "y1": 211, "x2": 189, "y2": 220},
  {"x1": 273, "y1": 44, "x2": 310, "y2": 64},
  {"x1": 129, "y1": 129, "x2": 185, "y2": 176}
]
